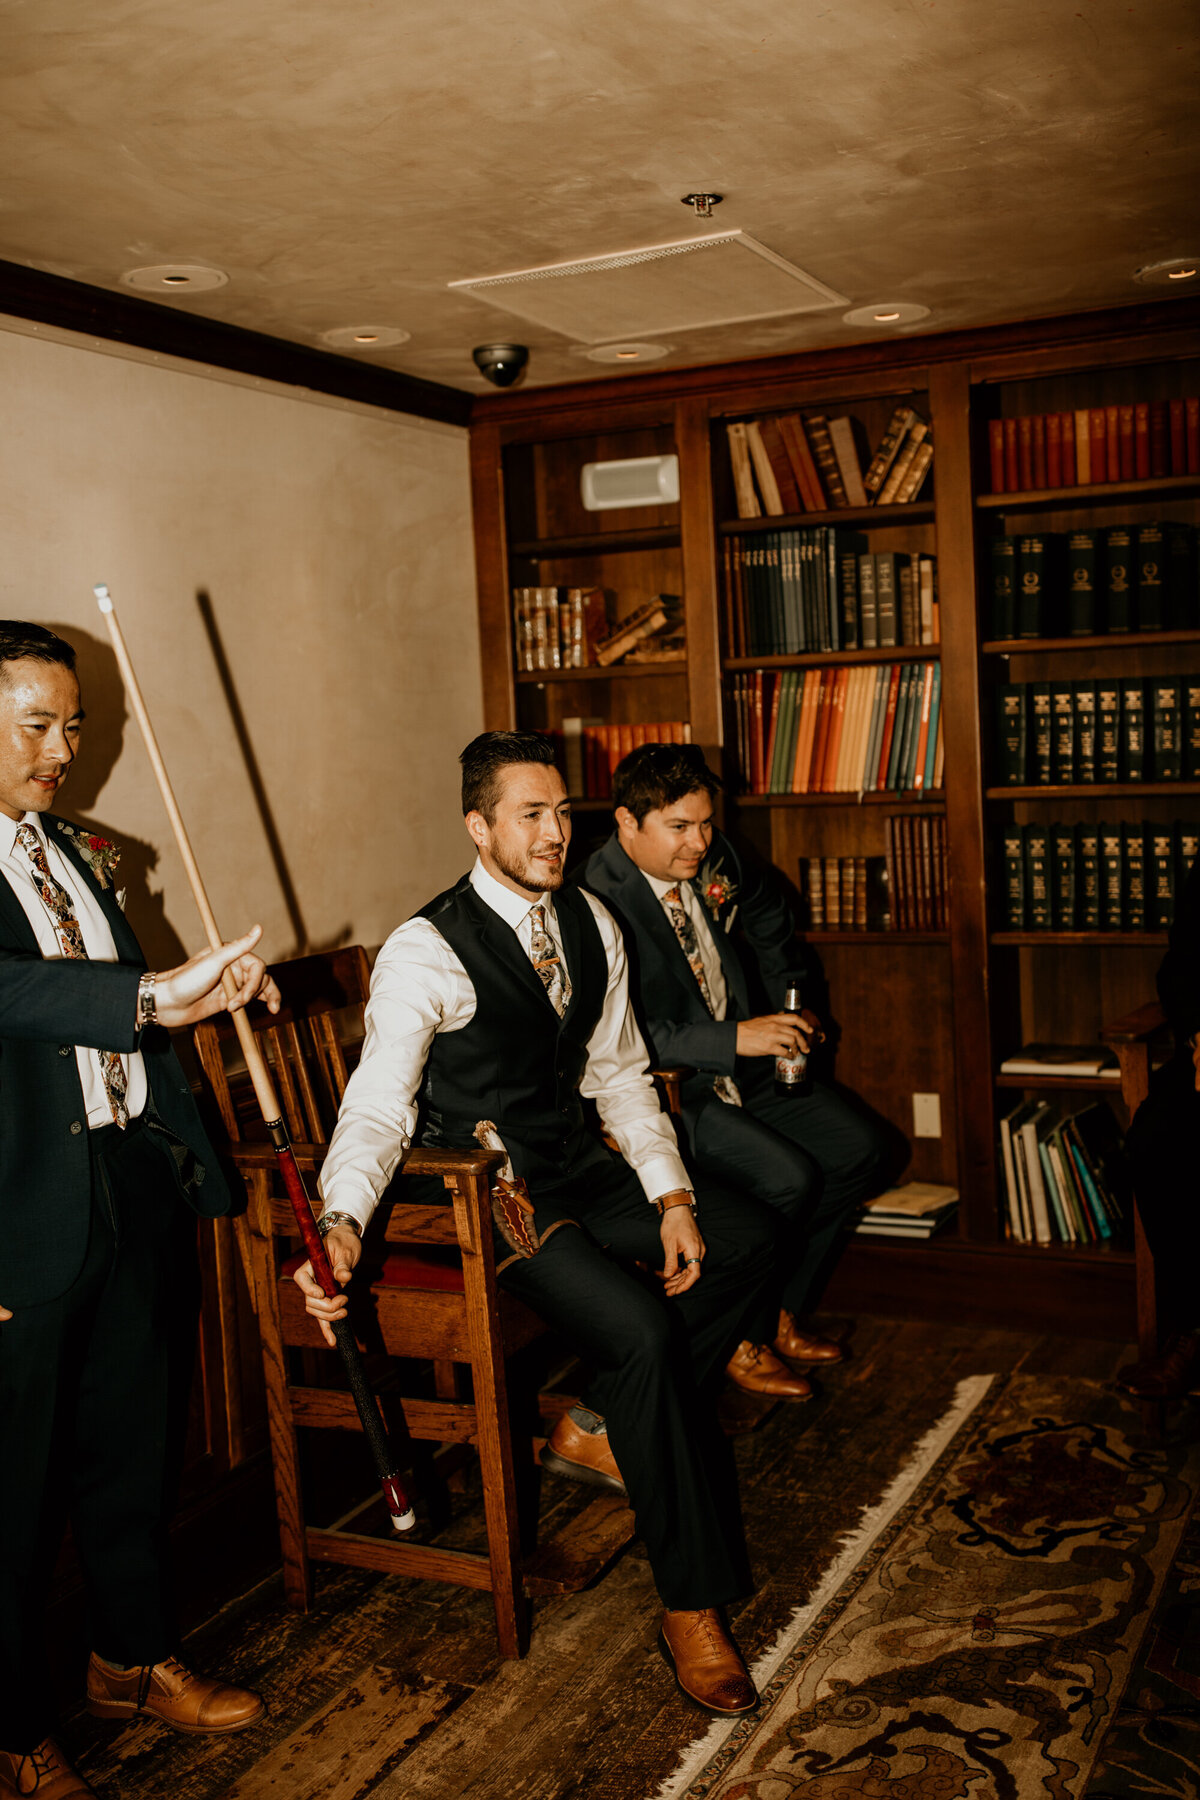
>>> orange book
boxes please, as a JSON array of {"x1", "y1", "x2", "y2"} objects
[
  {"x1": 776, "y1": 412, "x2": 826, "y2": 511},
  {"x1": 841, "y1": 666, "x2": 872, "y2": 791},
  {"x1": 821, "y1": 669, "x2": 851, "y2": 791},
  {"x1": 874, "y1": 664, "x2": 903, "y2": 790},
  {"x1": 791, "y1": 668, "x2": 821, "y2": 791},
  {"x1": 1134, "y1": 400, "x2": 1150, "y2": 478},
  {"x1": 911, "y1": 663, "x2": 935, "y2": 790},
  {"x1": 807, "y1": 671, "x2": 836, "y2": 795},
  {"x1": 932, "y1": 709, "x2": 946, "y2": 790},
  {"x1": 831, "y1": 667, "x2": 857, "y2": 792},
  {"x1": 1060, "y1": 409, "x2": 1077, "y2": 486},
  {"x1": 1105, "y1": 405, "x2": 1121, "y2": 482}
]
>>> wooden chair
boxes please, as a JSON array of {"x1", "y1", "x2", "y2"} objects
[
  {"x1": 192, "y1": 947, "x2": 637, "y2": 1657},
  {"x1": 1100, "y1": 999, "x2": 1172, "y2": 1364}
]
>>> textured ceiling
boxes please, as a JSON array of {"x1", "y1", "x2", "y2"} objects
[{"x1": 0, "y1": 0, "x2": 1196, "y2": 395}]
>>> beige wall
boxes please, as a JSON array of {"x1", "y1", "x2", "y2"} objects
[{"x1": 0, "y1": 320, "x2": 481, "y2": 967}]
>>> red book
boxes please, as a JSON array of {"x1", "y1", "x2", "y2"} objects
[
  {"x1": 822, "y1": 670, "x2": 850, "y2": 791},
  {"x1": 1003, "y1": 418, "x2": 1019, "y2": 491},
  {"x1": 750, "y1": 672, "x2": 765, "y2": 795},
  {"x1": 988, "y1": 418, "x2": 1005, "y2": 493},
  {"x1": 808, "y1": 672, "x2": 836, "y2": 795},
  {"x1": 1149, "y1": 400, "x2": 1169, "y2": 478},
  {"x1": 1170, "y1": 398, "x2": 1187, "y2": 473},
  {"x1": 1133, "y1": 401, "x2": 1150, "y2": 478},
  {"x1": 1187, "y1": 397, "x2": 1200, "y2": 474},
  {"x1": 875, "y1": 664, "x2": 903, "y2": 790},
  {"x1": 1090, "y1": 407, "x2": 1108, "y2": 482},
  {"x1": 1031, "y1": 413, "x2": 1047, "y2": 490},
  {"x1": 1060, "y1": 410, "x2": 1077, "y2": 487},
  {"x1": 912, "y1": 665, "x2": 935, "y2": 791},
  {"x1": 1105, "y1": 405, "x2": 1121, "y2": 482},
  {"x1": 1017, "y1": 415, "x2": 1034, "y2": 491},
  {"x1": 1045, "y1": 412, "x2": 1062, "y2": 489},
  {"x1": 1118, "y1": 403, "x2": 1136, "y2": 479},
  {"x1": 762, "y1": 674, "x2": 783, "y2": 790}
]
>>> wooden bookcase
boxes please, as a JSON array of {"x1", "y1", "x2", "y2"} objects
[{"x1": 467, "y1": 299, "x2": 1200, "y2": 1340}]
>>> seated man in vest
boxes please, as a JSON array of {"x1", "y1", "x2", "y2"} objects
[
  {"x1": 584, "y1": 743, "x2": 885, "y2": 1398},
  {"x1": 294, "y1": 730, "x2": 776, "y2": 1717}
]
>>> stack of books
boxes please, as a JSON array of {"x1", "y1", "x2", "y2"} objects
[
  {"x1": 998, "y1": 1099, "x2": 1128, "y2": 1245},
  {"x1": 729, "y1": 661, "x2": 943, "y2": 796},
  {"x1": 987, "y1": 524, "x2": 1198, "y2": 639},
  {"x1": 556, "y1": 719, "x2": 691, "y2": 799},
  {"x1": 725, "y1": 535, "x2": 938, "y2": 656},
  {"x1": 512, "y1": 587, "x2": 606, "y2": 670},
  {"x1": 999, "y1": 818, "x2": 1198, "y2": 932},
  {"x1": 855, "y1": 1182, "x2": 959, "y2": 1239},
  {"x1": 986, "y1": 397, "x2": 1200, "y2": 494},
  {"x1": 885, "y1": 814, "x2": 948, "y2": 931},
  {"x1": 999, "y1": 1044, "x2": 1119, "y2": 1079},
  {"x1": 995, "y1": 677, "x2": 1200, "y2": 786},
  {"x1": 726, "y1": 406, "x2": 933, "y2": 518},
  {"x1": 801, "y1": 856, "x2": 890, "y2": 930}
]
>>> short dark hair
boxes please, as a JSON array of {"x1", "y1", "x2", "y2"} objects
[
  {"x1": 612, "y1": 741, "x2": 722, "y2": 823},
  {"x1": 460, "y1": 730, "x2": 557, "y2": 821},
  {"x1": 0, "y1": 621, "x2": 76, "y2": 681}
]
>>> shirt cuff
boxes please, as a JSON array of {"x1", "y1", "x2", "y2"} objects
[{"x1": 635, "y1": 1153, "x2": 693, "y2": 1207}]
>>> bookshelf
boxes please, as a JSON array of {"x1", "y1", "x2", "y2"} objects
[{"x1": 467, "y1": 297, "x2": 1200, "y2": 1339}]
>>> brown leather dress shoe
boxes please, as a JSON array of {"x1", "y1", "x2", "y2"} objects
[
  {"x1": 773, "y1": 1310, "x2": 844, "y2": 1364},
  {"x1": 1115, "y1": 1331, "x2": 1200, "y2": 1400},
  {"x1": 658, "y1": 1609, "x2": 758, "y2": 1715},
  {"x1": 540, "y1": 1412, "x2": 627, "y2": 1494},
  {"x1": 85, "y1": 1655, "x2": 265, "y2": 1735},
  {"x1": 0, "y1": 1740, "x2": 95, "y2": 1798},
  {"x1": 726, "y1": 1340, "x2": 813, "y2": 1400}
]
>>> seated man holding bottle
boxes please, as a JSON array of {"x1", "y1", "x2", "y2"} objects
[{"x1": 583, "y1": 742, "x2": 885, "y2": 1399}]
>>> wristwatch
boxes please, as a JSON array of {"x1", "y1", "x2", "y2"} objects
[
  {"x1": 653, "y1": 1191, "x2": 697, "y2": 1217},
  {"x1": 136, "y1": 972, "x2": 157, "y2": 1029},
  {"x1": 315, "y1": 1210, "x2": 362, "y2": 1240}
]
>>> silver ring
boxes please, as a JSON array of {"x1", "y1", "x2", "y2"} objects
[{"x1": 685, "y1": 1257, "x2": 701, "y2": 1267}]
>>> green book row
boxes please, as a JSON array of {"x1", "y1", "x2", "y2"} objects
[
  {"x1": 999, "y1": 818, "x2": 1198, "y2": 931},
  {"x1": 988, "y1": 522, "x2": 1198, "y2": 639},
  {"x1": 999, "y1": 1099, "x2": 1127, "y2": 1247},
  {"x1": 725, "y1": 531, "x2": 938, "y2": 656},
  {"x1": 995, "y1": 678, "x2": 1200, "y2": 785}
]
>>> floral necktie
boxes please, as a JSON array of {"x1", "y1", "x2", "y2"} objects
[
  {"x1": 662, "y1": 884, "x2": 741, "y2": 1106},
  {"x1": 16, "y1": 823, "x2": 130, "y2": 1128},
  {"x1": 528, "y1": 904, "x2": 571, "y2": 1017}
]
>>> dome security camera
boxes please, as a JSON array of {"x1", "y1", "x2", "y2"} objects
[{"x1": 472, "y1": 344, "x2": 529, "y2": 388}]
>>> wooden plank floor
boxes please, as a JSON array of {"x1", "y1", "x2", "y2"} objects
[{"x1": 64, "y1": 1316, "x2": 1150, "y2": 1800}]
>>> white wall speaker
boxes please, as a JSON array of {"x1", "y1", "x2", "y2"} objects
[{"x1": 580, "y1": 454, "x2": 679, "y2": 512}]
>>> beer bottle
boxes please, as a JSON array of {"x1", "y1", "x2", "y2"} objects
[{"x1": 775, "y1": 982, "x2": 810, "y2": 1096}]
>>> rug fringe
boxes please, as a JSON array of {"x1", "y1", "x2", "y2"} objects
[{"x1": 653, "y1": 1373, "x2": 997, "y2": 1800}]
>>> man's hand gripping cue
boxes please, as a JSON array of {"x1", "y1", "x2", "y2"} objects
[
  {"x1": 293, "y1": 1227, "x2": 363, "y2": 1348},
  {"x1": 658, "y1": 1191, "x2": 705, "y2": 1296}
]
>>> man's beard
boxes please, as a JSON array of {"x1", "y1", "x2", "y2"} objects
[{"x1": 490, "y1": 839, "x2": 564, "y2": 893}]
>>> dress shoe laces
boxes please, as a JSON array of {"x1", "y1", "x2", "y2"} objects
[{"x1": 22, "y1": 1741, "x2": 72, "y2": 1789}]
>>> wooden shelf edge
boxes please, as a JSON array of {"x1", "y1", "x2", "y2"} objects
[
  {"x1": 985, "y1": 782, "x2": 1200, "y2": 799},
  {"x1": 718, "y1": 501, "x2": 935, "y2": 533},
  {"x1": 844, "y1": 1231, "x2": 1134, "y2": 1264},
  {"x1": 982, "y1": 628, "x2": 1200, "y2": 654},
  {"x1": 724, "y1": 646, "x2": 939, "y2": 670},
  {"x1": 509, "y1": 526, "x2": 681, "y2": 557},
  {"x1": 994, "y1": 1071, "x2": 1122, "y2": 1090},
  {"x1": 990, "y1": 930, "x2": 1168, "y2": 945},
  {"x1": 515, "y1": 660, "x2": 687, "y2": 682},
  {"x1": 736, "y1": 789, "x2": 945, "y2": 807},
  {"x1": 802, "y1": 929, "x2": 948, "y2": 944},
  {"x1": 977, "y1": 473, "x2": 1200, "y2": 510}
]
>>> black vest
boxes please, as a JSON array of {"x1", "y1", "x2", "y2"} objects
[{"x1": 415, "y1": 875, "x2": 610, "y2": 1193}]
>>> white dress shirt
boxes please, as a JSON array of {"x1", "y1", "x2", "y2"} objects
[
  {"x1": 1, "y1": 811, "x2": 147, "y2": 1127},
  {"x1": 642, "y1": 869, "x2": 729, "y2": 1019},
  {"x1": 319, "y1": 859, "x2": 691, "y2": 1232}
]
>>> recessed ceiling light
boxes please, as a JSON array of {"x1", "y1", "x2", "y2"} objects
[
  {"x1": 320, "y1": 324, "x2": 411, "y2": 350},
  {"x1": 1134, "y1": 257, "x2": 1199, "y2": 286},
  {"x1": 842, "y1": 302, "x2": 931, "y2": 328},
  {"x1": 121, "y1": 263, "x2": 229, "y2": 293},
  {"x1": 572, "y1": 342, "x2": 674, "y2": 365}
]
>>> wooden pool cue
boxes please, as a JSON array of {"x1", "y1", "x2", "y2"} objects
[{"x1": 93, "y1": 583, "x2": 415, "y2": 1531}]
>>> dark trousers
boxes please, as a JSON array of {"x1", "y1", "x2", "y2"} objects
[
  {"x1": 1125, "y1": 1057, "x2": 1200, "y2": 1334},
  {"x1": 687, "y1": 1071, "x2": 885, "y2": 1344},
  {"x1": 0, "y1": 1119, "x2": 186, "y2": 1753},
  {"x1": 498, "y1": 1153, "x2": 775, "y2": 1610}
]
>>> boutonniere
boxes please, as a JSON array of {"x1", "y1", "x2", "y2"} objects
[
  {"x1": 56, "y1": 822, "x2": 122, "y2": 899},
  {"x1": 697, "y1": 857, "x2": 737, "y2": 920}
]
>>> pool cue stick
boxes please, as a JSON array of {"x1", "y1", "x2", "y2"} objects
[{"x1": 93, "y1": 583, "x2": 415, "y2": 1531}]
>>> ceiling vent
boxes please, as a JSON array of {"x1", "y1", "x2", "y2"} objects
[{"x1": 449, "y1": 232, "x2": 847, "y2": 344}]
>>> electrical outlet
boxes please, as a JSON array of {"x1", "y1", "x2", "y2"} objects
[{"x1": 913, "y1": 1092, "x2": 942, "y2": 1138}]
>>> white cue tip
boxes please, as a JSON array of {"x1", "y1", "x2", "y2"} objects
[{"x1": 93, "y1": 585, "x2": 113, "y2": 613}]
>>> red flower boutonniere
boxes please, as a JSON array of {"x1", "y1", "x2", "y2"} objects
[
  {"x1": 697, "y1": 858, "x2": 737, "y2": 920},
  {"x1": 57, "y1": 822, "x2": 122, "y2": 893}
]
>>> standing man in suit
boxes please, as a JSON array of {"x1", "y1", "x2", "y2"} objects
[
  {"x1": 297, "y1": 731, "x2": 777, "y2": 1716},
  {"x1": 1, "y1": 622, "x2": 279, "y2": 1800},
  {"x1": 584, "y1": 742, "x2": 884, "y2": 1401}
]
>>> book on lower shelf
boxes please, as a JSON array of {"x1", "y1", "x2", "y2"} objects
[
  {"x1": 556, "y1": 719, "x2": 691, "y2": 799},
  {"x1": 999, "y1": 1044, "x2": 1119, "y2": 1078},
  {"x1": 800, "y1": 856, "x2": 891, "y2": 930},
  {"x1": 986, "y1": 525, "x2": 1199, "y2": 641},
  {"x1": 997, "y1": 818, "x2": 1198, "y2": 931},
  {"x1": 726, "y1": 409, "x2": 933, "y2": 519},
  {"x1": 985, "y1": 398, "x2": 1200, "y2": 494},
  {"x1": 728, "y1": 661, "x2": 943, "y2": 796},
  {"x1": 855, "y1": 1181, "x2": 959, "y2": 1238},
  {"x1": 998, "y1": 1098, "x2": 1129, "y2": 1246},
  {"x1": 512, "y1": 586, "x2": 609, "y2": 671}
]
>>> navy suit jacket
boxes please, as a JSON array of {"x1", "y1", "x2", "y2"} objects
[
  {"x1": 582, "y1": 829, "x2": 806, "y2": 1118},
  {"x1": 0, "y1": 815, "x2": 230, "y2": 1308}
]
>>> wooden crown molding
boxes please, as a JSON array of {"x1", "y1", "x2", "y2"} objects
[{"x1": 0, "y1": 257, "x2": 472, "y2": 429}]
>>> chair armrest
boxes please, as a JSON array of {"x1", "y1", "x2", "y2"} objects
[
  {"x1": 225, "y1": 1141, "x2": 329, "y2": 1173},
  {"x1": 1100, "y1": 1001, "x2": 1169, "y2": 1046},
  {"x1": 402, "y1": 1145, "x2": 505, "y2": 1179},
  {"x1": 650, "y1": 1066, "x2": 692, "y2": 1115}
]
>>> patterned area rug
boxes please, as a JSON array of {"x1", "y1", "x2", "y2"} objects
[{"x1": 660, "y1": 1373, "x2": 1200, "y2": 1800}]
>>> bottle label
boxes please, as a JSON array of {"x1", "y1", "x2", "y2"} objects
[{"x1": 776, "y1": 1051, "x2": 809, "y2": 1085}]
